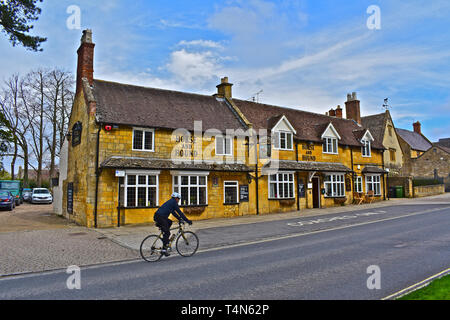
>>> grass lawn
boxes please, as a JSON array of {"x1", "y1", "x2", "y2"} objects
[{"x1": 399, "y1": 274, "x2": 450, "y2": 300}]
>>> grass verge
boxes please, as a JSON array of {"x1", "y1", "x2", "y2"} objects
[{"x1": 399, "y1": 274, "x2": 450, "y2": 300}]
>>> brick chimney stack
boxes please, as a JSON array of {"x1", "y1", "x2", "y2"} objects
[
  {"x1": 345, "y1": 92, "x2": 361, "y2": 124},
  {"x1": 76, "y1": 29, "x2": 95, "y2": 95},
  {"x1": 335, "y1": 105, "x2": 343, "y2": 118},
  {"x1": 413, "y1": 121, "x2": 422, "y2": 134},
  {"x1": 216, "y1": 77, "x2": 233, "y2": 99}
]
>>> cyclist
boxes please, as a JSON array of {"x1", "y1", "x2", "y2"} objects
[{"x1": 154, "y1": 192, "x2": 192, "y2": 256}]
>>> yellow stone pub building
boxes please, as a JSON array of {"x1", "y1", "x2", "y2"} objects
[{"x1": 62, "y1": 30, "x2": 387, "y2": 228}]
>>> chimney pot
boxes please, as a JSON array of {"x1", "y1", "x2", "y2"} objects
[
  {"x1": 335, "y1": 105, "x2": 343, "y2": 118},
  {"x1": 345, "y1": 92, "x2": 361, "y2": 124},
  {"x1": 216, "y1": 76, "x2": 233, "y2": 99}
]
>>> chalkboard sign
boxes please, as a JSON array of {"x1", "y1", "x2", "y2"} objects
[
  {"x1": 239, "y1": 185, "x2": 249, "y2": 202},
  {"x1": 67, "y1": 182, "x2": 74, "y2": 214},
  {"x1": 298, "y1": 180, "x2": 306, "y2": 198}
]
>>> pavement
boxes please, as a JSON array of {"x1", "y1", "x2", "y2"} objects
[{"x1": 1, "y1": 194, "x2": 449, "y2": 278}]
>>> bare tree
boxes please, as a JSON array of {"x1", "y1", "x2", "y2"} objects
[{"x1": 44, "y1": 69, "x2": 74, "y2": 180}]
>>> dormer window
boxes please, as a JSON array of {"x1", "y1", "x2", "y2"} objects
[
  {"x1": 361, "y1": 130, "x2": 374, "y2": 158},
  {"x1": 273, "y1": 131, "x2": 293, "y2": 150},
  {"x1": 362, "y1": 139, "x2": 371, "y2": 157},
  {"x1": 216, "y1": 136, "x2": 233, "y2": 156},
  {"x1": 271, "y1": 115, "x2": 296, "y2": 151},
  {"x1": 321, "y1": 123, "x2": 341, "y2": 155},
  {"x1": 323, "y1": 137, "x2": 338, "y2": 154}
]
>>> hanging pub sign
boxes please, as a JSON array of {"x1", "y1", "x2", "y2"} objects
[{"x1": 72, "y1": 122, "x2": 82, "y2": 147}]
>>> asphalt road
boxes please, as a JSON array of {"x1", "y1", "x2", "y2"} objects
[{"x1": 0, "y1": 204, "x2": 449, "y2": 301}]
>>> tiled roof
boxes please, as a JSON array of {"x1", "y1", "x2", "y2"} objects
[
  {"x1": 92, "y1": 80, "x2": 247, "y2": 132},
  {"x1": 396, "y1": 128, "x2": 432, "y2": 152},
  {"x1": 100, "y1": 157, "x2": 252, "y2": 172},
  {"x1": 232, "y1": 99, "x2": 385, "y2": 150}
]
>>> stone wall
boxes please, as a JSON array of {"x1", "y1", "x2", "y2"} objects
[{"x1": 413, "y1": 184, "x2": 445, "y2": 198}]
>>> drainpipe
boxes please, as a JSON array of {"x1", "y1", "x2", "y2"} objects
[
  {"x1": 382, "y1": 149, "x2": 386, "y2": 201},
  {"x1": 295, "y1": 140, "x2": 300, "y2": 211},
  {"x1": 94, "y1": 124, "x2": 102, "y2": 228},
  {"x1": 350, "y1": 147, "x2": 355, "y2": 193}
]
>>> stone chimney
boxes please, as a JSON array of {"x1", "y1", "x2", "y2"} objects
[
  {"x1": 76, "y1": 29, "x2": 95, "y2": 95},
  {"x1": 216, "y1": 77, "x2": 233, "y2": 99},
  {"x1": 345, "y1": 92, "x2": 361, "y2": 124},
  {"x1": 413, "y1": 121, "x2": 422, "y2": 134}
]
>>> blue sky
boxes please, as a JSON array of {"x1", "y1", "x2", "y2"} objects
[{"x1": 1, "y1": 0, "x2": 450, "y2": 143}]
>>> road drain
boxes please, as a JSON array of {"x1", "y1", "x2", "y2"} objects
[{"x1": 68, "y1": 232, "x2": 87, "y2": 236}]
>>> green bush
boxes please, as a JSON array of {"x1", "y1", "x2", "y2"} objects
[{"x1": 413, "y1": 178, "x2": 443, "y2": 187}]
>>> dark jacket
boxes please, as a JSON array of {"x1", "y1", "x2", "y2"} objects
[{"x1": 154, "y1": 198, "x2": 191, "y2": 223}]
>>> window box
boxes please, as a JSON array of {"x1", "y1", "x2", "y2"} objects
[
  {"x1": 182, "y1": 206, "x2": 206, "y2": 215},
  {"x1": 279, "y1": 199, "x2": 295, "y2": 206},
  {"x1": 333, "y1": 197, "x2": 347, "y2": 205}
]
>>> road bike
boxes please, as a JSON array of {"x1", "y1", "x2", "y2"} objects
[{"x1": 140, "y1": 221, "x2": 199, "y2": 262}]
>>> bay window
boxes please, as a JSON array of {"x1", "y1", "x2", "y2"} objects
[
  {"x1": 173, "y1": 174, "x2": 208, "y2": 206},
  {"x1": 124, "y1": 172, "x2": 159, "y2": 207},
  {"x1": 324, "y1": 174, "x2": 345, "y2": 197},
  {"x1": 365, "y1": 175, "x2": 381, "y2": 196},
  {"x1": 269, "y1": 173, "x2": 295, "y2": 199}
]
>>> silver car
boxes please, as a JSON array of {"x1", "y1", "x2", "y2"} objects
[{"x1": 31, "y1": 188, "x2": 53, "y2": 204}]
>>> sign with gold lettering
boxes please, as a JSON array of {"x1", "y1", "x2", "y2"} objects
[{"x1": 302, "y1": 144, "x2": 316, "y2": 161}]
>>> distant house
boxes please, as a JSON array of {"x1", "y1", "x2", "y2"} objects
[
  {"x1": 396, "y1": 122, "x2": 433, "y2": 176},
  {"x1": 435, "y1": 138, "x2": 450, "y2": 149},
  {"x1": 411, "y1": 144, "x2": 450, "y2": 192},
  {"x1": 361, "y1": 110, "x2": 404, "y2": 176}
]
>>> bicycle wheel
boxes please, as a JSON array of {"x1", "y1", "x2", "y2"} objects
[
  {"x1": 176, "y1": 231, "x2": 199, "y2": 257},
  {"x1": 140, "y1": 235, "x2": 163, "y2": 262}
]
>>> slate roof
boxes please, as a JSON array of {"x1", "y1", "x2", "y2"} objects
[
  {"x1": 100, "y1": 157, "x2": 252, "y2": 172},
  {"x1": 361, "y1": 112, "x2": 386, "y2": 145},
  {"x1": 92, "y1": 79, "x2": 247, "y2": 132},
  {"x1": 232, "y1": 99, "x2": 385, "y2": 150},
  {"x1": 396, "y1": 128, "x2": 432, "y2": 152}
]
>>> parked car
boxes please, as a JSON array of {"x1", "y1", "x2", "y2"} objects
[
  {"x1": 0, "y1": 190, "x2": 16, "y2": 211},
  {"x1": 22, "y1": 188, "x2": 32, "y2": 202},
  {"x1": 31, "y1": 188, "x2": 53, "y2": 204},
  {"x1": 0, "y1": 180, "x2": 23, "y2": 205}
]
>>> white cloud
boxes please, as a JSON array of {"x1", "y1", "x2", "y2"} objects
[{"x1": 177, "y1": 40, "x2": 224, "y2": 50}]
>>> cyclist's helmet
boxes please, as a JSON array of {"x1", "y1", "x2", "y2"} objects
[{"x1": 171, "y1": 192, "x2": 181, "y2": 199}]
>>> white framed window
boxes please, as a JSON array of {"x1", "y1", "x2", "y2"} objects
[
  {"x1": 362, "y1": 139, "x2": 371, "y2": 157},
  {"x1": 324, "y1": 174, "x2": 345, "y2": 197},
  {"x1": 354, "y1": 176, "x2": 363, "y2": 193},
  {"x1": 224, "y1": 181, "x2": 239, "y2": 204},
  {"x1": 366, "y1": 175, "x2": 381, "y2": 196},
  {"x1": 124, "y1": 171, "x2": 159, "y2": 207},
  {"x1": 132, "y1": 128, "x2": 155, "y2": 152},
  {"x1": 216, "y1": 136, "x2": 233, "y2": 156},
  {"x1": 173, "y1": 174, "x2": 208, "y2": 206},
  {"x1": 269, "y1": 173, "x2": 295, "y2": 199},
  {"x1": 323, "y1": 137, "x2": 338, "y2": 154},
  {"x1": 273, "y1": 131, "x2": 293, "y2": 150}
]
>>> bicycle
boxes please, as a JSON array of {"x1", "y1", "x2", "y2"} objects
[{"x1": 140, "y1": 221, "x2": 199, "y2": 262}]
